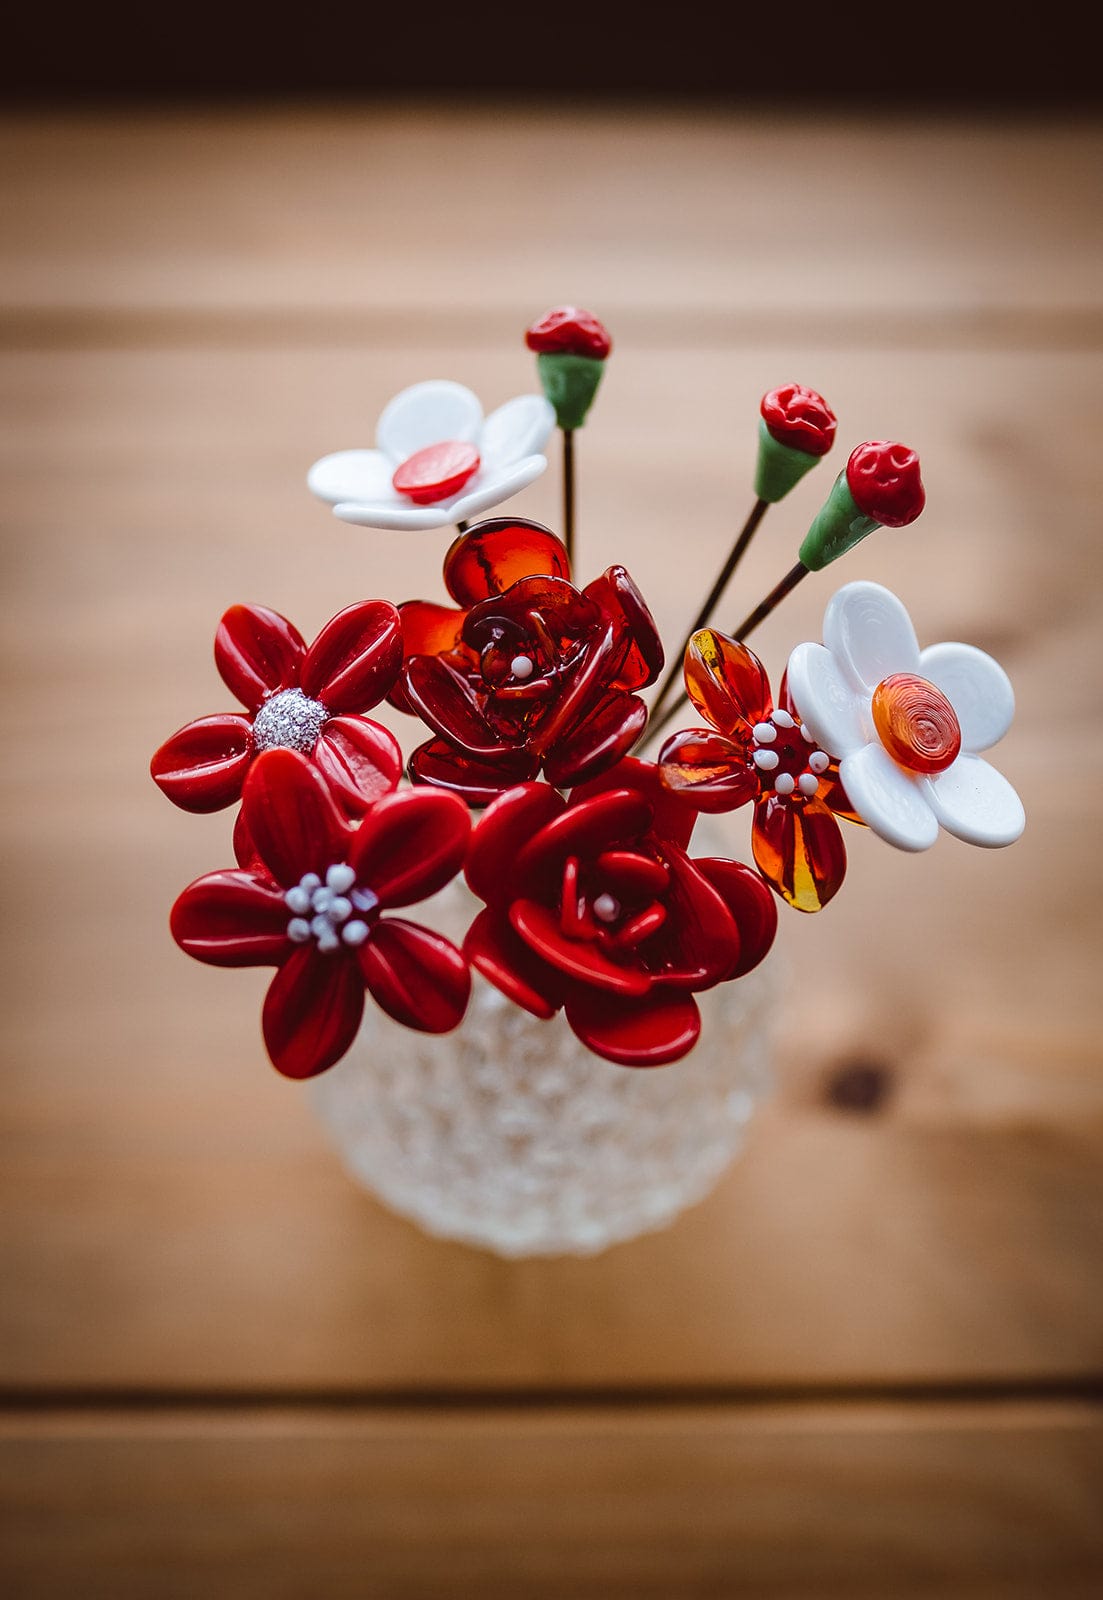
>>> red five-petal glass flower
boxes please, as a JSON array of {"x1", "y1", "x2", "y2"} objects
[
  {"x1": 170, "y1": 750, "x2": 472, "y2": 1078},
  {"x1": 659, "y1": 629, "x2": 862, "y2": 913},
  {"x1": 463, "y1": 760, "x2": 777, "y2": 1067},
  {"x1": 151, "y1": 600, "x2": 404, "y2": 815},
  {"x1": 396, "y1": 518, "x2": 664, "y2": 804}
]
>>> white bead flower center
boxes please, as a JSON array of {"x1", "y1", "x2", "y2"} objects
[
  {"x1": 284, "y1": 863, "x2": 379, "y2": 954},
  {"x1": 253, "y1": 688, "x2": 329, "y2": 755},
  {"x1": 751, "y1": 708, "x2": 829, "y2": 800}
]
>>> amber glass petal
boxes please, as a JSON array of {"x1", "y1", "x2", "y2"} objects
[
  {"x1": 582, "y1": 567, "x2": 664, "y2": 691},
  {"x1": 658, "y1": 727, "x2": 758, "y2": 814},
  {"x1": 751, "y1": 794, "x2": 847, "y2": 913},
  {"x1": 684, "y1": 630, "x2": 772, "y2": 736},
  {"x1": 397, "y1": 599, "x2": 468, "y2": 659}
]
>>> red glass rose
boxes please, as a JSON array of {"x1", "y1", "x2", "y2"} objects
[
  {"x1": 170, "y1": 750, "x2": 471, "y2": 1078},
  {"x1": 151, "y1": 601, "x2": 404, "y2": 815},
  {"x1": 525, "y1": 306, "x2": 612, "y2": 360},
  {"x1": 761, "y1": 384, "x2": 837, "y2": 458},
  {"x1": 846, "y1": 440, "x2": 925, "y2": 527},
  {"x1": 463, "y1": 760, "x2": 777, "y2": 1066},
  {"x1": 397, "y1": 518, "x2": 663, "y2": 804},
  {"x1": 659, "y1": 629, "x2": 863, "y2": 913}
]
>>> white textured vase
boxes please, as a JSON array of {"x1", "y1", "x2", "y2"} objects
[{"x1": 310, "y1": 852, "x2": 777, "y2": 1258}]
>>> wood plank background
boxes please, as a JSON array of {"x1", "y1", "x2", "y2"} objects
[{"x1": 1, "y1": 105, "x2": 1101, "y2": 1595}]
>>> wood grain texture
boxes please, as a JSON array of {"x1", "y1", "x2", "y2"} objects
[
  {"x1": 1, "y1": 105, "x2": 1101, "y2": 1594},
  {"x1": 2, "y1": 1401, "x2": 1101, "y2": 1599}
]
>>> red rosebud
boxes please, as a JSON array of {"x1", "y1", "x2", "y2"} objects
[
  {"x1": 525, "y1": 306, "x2": 612, "y2": 360},
  {"x1": 846, "y1": 441, "x2": 925, "y2": 527},
  {"x1": 760, "y1": 384, "x2": 837, "y2": 458}
]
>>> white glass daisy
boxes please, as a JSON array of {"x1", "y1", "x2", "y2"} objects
[
  {"x1": 786, "y1": 581, "x2": 1024, "y2": 851},
  {"x1": 307, "y1": 380, "x2": 555, "y2": 532}
]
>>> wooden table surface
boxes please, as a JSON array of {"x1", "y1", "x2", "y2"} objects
[{"x1": 1, "y1": 104, "x2": 1101, "y2": 1597}]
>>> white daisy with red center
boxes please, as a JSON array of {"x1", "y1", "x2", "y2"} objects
[
  {"x1": 786, "y1": 581, "x2": 1024, "y2": 851},
  {"x1": 307, "y1": 380, "x2": 555, "y2": 531}
]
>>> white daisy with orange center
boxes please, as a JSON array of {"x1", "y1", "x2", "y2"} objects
[{"x1": 786, "y1": 582, "x2": 1024, "y2": 851}]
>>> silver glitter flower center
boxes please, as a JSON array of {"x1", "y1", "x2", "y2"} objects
[{"x1": 252, "y1": 688, "x2": 328, "y2": 754}]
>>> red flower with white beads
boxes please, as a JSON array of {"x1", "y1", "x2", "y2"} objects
[
  {"x1": 151, "y1": 600, "x2": 404, "y2": 815},
  {"x1": 659, "y1": 630, "x2": 861, "y2": 913},
  {"x1": 463, "y1": 760, "x2": 777, "y2": 1066},
  {"x1": 170, "y1": 750, "x2": 472, "y2": 1078}
]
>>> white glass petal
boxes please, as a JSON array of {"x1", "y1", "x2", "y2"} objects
[
  {"x1": 823, "y1": 581, "x2": 921, "y2": 692},
  {"x1": 376, "y1": 380, "x2": 483, "y2": 463},
  {"x1": 307, "y1": 449, "x2": 395, "y2": 506},
  {"x1": 479, "y1": 394, "x2": 556, "y2": 469},
  {"x1": 449, "y1": 456, "x2": 549, "y2": 522},
  {"x1": 785, "y1": 642, "x2": 867, "y2": 758},
  {"x1": 919, "y1": 641, "x2": 1015, "y2": 753},
  {"x1": 924, "y1": 754, "x2": 1025, "y2": 847},
  {"x1": 331, "y1": 500, "x2": 455, "y2": 532},
  {"x1": 839, "y1": 742, "x2": 939, "y2": 852}
]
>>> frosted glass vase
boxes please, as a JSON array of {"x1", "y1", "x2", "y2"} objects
[{"x1": 311, "y1": 952, "x2": 774, "y2": 1258}]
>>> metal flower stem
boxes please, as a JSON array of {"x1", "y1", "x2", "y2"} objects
[
  {"x1": 647, "y1": 496, "x2": 769, "y2": 727},
  {"x1": 562, "y1": 429, "x2": 576, "y2": 571},
  {"x1": 642, "y1": 561, "x2": 810, "y2": 751}
]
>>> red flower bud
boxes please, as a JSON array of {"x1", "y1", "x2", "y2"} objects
[
  {"x1": 525, "y1": 306, "x2": 612, "y2": 360},
  {"x1": 760, "y1": 384, "x2": 837, "y2": 458},
  {"x1": 845, "y1": 441, "x2": 926, "y2": 527}
]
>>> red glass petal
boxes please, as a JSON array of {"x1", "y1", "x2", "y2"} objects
[
  {"x1": 233, "y1": 806, "x2": 263, "y2": 872},
  {"x1": 313, "y1": 716, "x2": 403, "y2": 815},
  {"x1": 242, "y1": 749, "x2": 351, "y2": 888},
  {"x1": 170, "y1": 870, "x2": 289, "y2": 967},
  {"x1": 658, "y1": 727, "x2": 758, "y2": 814},
  {"x1": 751, "y1": 793, "x2": 847, "y2": 913},
  {"x1": 510, "y1": 899, "x2": 651, "y2": 997},
  {"x1": 348, "y1": 787, "x2": 471, "y2": 908},
  {"x1": 514, "y1": 789, "x2": 653, "y2": 889},
  {"x1": 683, "y1": 630, "x2": 772, "y2": 736},
  {"x1": 261, "y1": 945, "x2": 365, "y2": 1079},
  {"x1": 593, "y1": 849, "x2": 670, "y2": 901},
  {"x1": 444, "y1": 518, "x2": 571, "y2": 606},
  {"x1": 392, "y1": 441, "x2": 479, "y2": 505},
  {"x1": 820, "y1": 766, "x2": 866, "y2": 826},
  {"x1": 214, "y1": 604, "x2": 307, "y2": 712},
  {"x1": 397, "y1": 599, "x2": 468, "y2": 659},
  {"x1": 150, "y1": 713, "x2": 253, "y2": 813},
  {"x1": 464, "y1": 908, "x2": 566, "y2": 1019},
  {"x1": 571, "y1": 758, "x2": 698, "y2": 852},
  {"x1": 524, "y1": 620, "x2": 618, "y2": 760},
  {"x1": 408, "y1": 738, "x2": 539, "y2": 806},
  {"x1": 694, "y1": 857, "x2": 778, "y2": 979},
  {"x1": 543, "y1": 688, "x2": 647, "y2": 790},
  {"x1": 582, "y1": 567, "x2": 664, "y2": 691},
  {"x1": 300, "y1": 599, "x2": 403, "y2": 713},
  {"x1": 465, "y1": 782, "x2": 567, "y2": 909},
  {"x1": 359, "y1": 918, "x2": 470, "y2": 1033},
  {"x1": 649, "y1": 848, "x2": 741, "y2": 989},
  {"x1": 565, "y1": 987, "x2": 701, "y2": 1067},
  {"x1": 404, "y1": 655, "x2": 517, "y2": 760}
]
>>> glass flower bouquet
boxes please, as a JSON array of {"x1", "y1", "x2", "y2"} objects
[{"x1": 152, "y1": 309, "x2": 1025, "y2": 1252}]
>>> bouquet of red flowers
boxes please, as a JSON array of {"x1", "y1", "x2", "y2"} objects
[{"x1": 153, "y1": 309, "x2": 1024, "y2": 1081}]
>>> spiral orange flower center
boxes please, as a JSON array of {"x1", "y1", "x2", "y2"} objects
[{"x1": 871, "y1": 673, "x2": 961, "y2": 774}]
